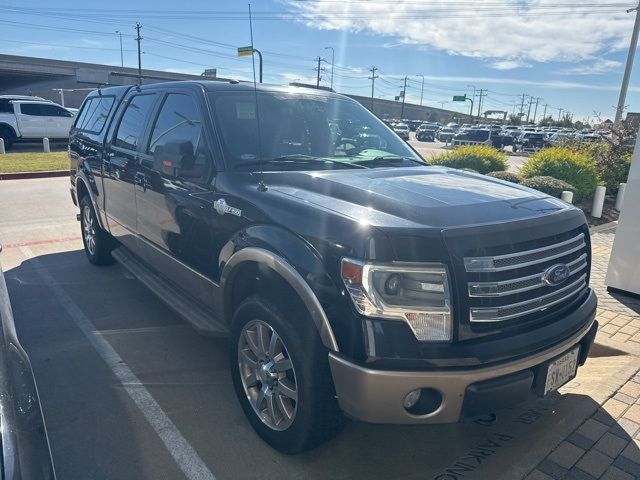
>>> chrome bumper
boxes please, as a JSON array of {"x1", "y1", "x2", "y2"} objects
[{"x1": 328, "y1": 317, "x2": 596, "y2": 424}]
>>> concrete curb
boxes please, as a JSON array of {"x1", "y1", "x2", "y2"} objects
[
  {"x1": 589, "y1": 220, "x2": 618, "y2": 235},
  {"x1": 0, "y1": 170, "x2": 69, "y2": 181}
]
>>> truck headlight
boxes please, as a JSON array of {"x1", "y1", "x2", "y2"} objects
[{"x1": 340, "y1": 258, "x2": 453, "y2": 342}]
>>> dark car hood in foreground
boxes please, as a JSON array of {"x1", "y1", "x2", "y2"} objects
[{"x1": 267, "y1": 166, "x2": 571, "y2": 229}]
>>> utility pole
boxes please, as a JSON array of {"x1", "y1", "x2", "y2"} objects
[
  {"x1": 518, "y1": 94, "x2": 527, "y2": 119},
  {"x1": 135, "y1": 23, "x2": 143, "y2": 82},
  {"x1": 324, "y1": 47, "x2": 334, "y2": 90},
  {"x1": 368, "y1": 66, "x2": 378, "y2": 111},
  {"x1": 314, "y1": 56, "x2": 324, "y2": 88},
  {"x1": 476, "y1": 89, "x2": 487, "y2": 119},
  {"x1": 615, "y1": 1, "x2": 640, "y2": 124},
  {"x1": 557, "y1": 108, "x2": 564, "y2": 122},
  {"x1": 416, "y1": 74, "x2": 424, "y2": 106},
  {"x1": 116, "y1": 30, "x2": 123, "y2": 68},
  {"x1": 532, "y1": 97, "x2": 541, "y2": 123},
  {"x1": 526, "y1": 97, "x2": 535, "y2": 123},
  {"x1": 542, "y1": 103, "x2": 548, "y2": 122},
  {"x1": 400, "y1": 75, "x2": 408, "y2": 119}
]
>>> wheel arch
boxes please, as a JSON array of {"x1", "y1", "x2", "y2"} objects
[
  {"x1": 0, "y1": 123, "x2": 17, "y2": 138},
  {"x1": 75, "y1": 175, "x2": 107, "y2": 230},
  {"x1": 220, "y1": 247, "x2": 339, "y2": 352}
]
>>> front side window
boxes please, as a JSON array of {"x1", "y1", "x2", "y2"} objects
[
  {"x1": 146, "y1": 93, "x2": 211, "y2": 181},
  {"x1": 114, "y1": 94, "x2": 156, "y2": 151},
  {"x1": 0, "y1": 99, "x2": 14, "y2": 113},
  {"x1": 210, "y1": 91, "x2": 421, "y2": 170},
  {"x1": 40, "y1": 104, "x2": 72, "y2": 117}
]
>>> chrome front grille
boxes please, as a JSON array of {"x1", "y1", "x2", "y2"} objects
[{"x1": 464, "y1": 232, "x2": 589, "y2": 323}]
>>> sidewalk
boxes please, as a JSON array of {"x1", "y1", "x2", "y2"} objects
[
  {"x1": 590, "y1": 227, "x2": 640, "y2": 355},
  {"x1": 526, "y1": 226, "x2": 640, "y2": 480}
]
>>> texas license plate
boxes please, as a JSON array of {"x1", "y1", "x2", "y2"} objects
[{"x1": 542, "y1": 347, "x2": 580, "y2": 396}]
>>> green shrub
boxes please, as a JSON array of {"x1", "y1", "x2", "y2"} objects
[
  {"x1": 520, "y1": 147, "x2": 599, "y2": 201},
  {"x1": 429, "y1": 145, "x2": 507, "y2": 174},
  {"x1": 521, "y1": 176, "x2": 575, "y2": 198},
  {"x1": 486, "y1": 171, "x2": 523, "y2": 184},
  {"x1": 573, "y1": 141, "x2": 631, "y2": 193}
]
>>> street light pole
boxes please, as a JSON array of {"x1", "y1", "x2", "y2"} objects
[
  {"x1": 325, "y1": 46, "x2": 334, "y2": 90},
  {"x1": 416, "y1": 74, "x2": 424, "y2": 106},
  {"x1": 615, "y1": 1, "x2": 640, "y2": 124},
  {"x1": 252, "y1": 48, "x2": 263, "y2": 83},
  {"x1": 467, "y1": 85, "x2": 476, "y2": 121},
  {"x1": 116, "y1": 30, "x2": 123, "y2": 68}
]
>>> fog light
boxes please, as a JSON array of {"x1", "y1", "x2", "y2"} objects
[{"x1": 403, "y1": 389, "x2": 421, "y2": 409}]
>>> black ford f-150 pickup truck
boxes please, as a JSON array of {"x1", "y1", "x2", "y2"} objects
[{"x1": 69, "y1": 80, "x2": 597, "y2": 454}]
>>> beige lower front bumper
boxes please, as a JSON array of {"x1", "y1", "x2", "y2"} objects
[{"x1": 328, "y1": 318, "x2": 595, "y2": 424}]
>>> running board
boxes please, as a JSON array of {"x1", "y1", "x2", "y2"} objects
[{"x1": 111, "y1": 247, "x2": 228, "y2": 337}]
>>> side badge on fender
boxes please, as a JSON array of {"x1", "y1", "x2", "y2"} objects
[{"x1": 214, "y1": 198, "x2": 242, "y2": 217}]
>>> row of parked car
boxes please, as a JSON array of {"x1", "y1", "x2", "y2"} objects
[
  {"x1": 0, "y1": 95, "x2": 77, "y2": 149},
  {"x1": 411, "y1": 121, "x2": 611, "y2": 153}
]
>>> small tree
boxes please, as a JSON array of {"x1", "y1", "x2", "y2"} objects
[
  {"x1": 537, "y1": 115, "x2": 555, "y2": 127},
  {"x1": 508, "y1": 113, "x2": 522, "y2": 125}
]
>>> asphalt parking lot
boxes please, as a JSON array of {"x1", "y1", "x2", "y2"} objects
[
  {"x1": 0, "y1": 177, "x2": 637, "y2": 480},
  {"x1": 407, "y1": 134, "x2": 526, "y2": 172}
]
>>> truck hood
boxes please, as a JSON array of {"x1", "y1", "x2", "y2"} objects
[{"x1": 267, "y1": 166, "x2": 571, "y2": 229}]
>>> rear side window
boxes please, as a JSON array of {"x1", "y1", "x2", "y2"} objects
[
  {"x1": 146, "y1": 93, "x2": 210, "y2": 181},
  {"x1": 20, "y1": 104, "x2": 44, "y2": 116},
  {"x1": 114, "y1": 94, "x2": 156, "y2": 151},
  {"x1": 75, "y1": 96, "x2": 114, "y2": 133}
]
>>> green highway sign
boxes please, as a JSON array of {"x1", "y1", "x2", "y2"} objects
[
  {"x1": 237, "y1": 46, "x2": 253, "y2": 57},
  {"x1": 452, "y1": 95, "x2": 467, "y2": 102}
]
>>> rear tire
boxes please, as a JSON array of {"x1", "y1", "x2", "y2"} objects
[
  {"x1": 80, "y1": 195, "x2": 115, "y2": 265},
  {"x1": 230, "y1": 295, "x2": 344, "y2": 454}
]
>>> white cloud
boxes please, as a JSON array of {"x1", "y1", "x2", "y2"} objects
[
  {"x1": 285, "y1": 0, "x2": 635, "y2": 65},
  {"x1": 558, "y1": 59, "x2": 624, "y2": 75},
  {"x1": 489, "y1": 59, "x2": 532, "y2": 70}
]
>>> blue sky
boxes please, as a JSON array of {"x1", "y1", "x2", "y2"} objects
[{"x1": 2, "y1": 0, "x2": 640, "y2": 122}]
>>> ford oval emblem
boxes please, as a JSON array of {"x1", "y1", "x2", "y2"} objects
[{"x1": 542, "y1": 264, "x2": 571, "y2": 286}]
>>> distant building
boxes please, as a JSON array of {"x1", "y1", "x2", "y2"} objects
[{"x1": 625, "y1": 112, "x2": 640, "y2": 130}]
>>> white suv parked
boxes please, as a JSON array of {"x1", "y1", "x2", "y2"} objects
[{"x1": 0, "y1": 97, "x2": 75, "y2": 149}]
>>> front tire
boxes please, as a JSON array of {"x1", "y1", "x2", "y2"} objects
[
  {"x1": 230, "y1": 295, "x2": 344, "y2": 453},
  {"x1": 0, "y1": 126, "x2": 15, "y2": 150},
  {"x1": 80, "y1": 195, "x2": 115, "y2": 265}
]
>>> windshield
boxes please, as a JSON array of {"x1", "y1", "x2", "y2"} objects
[{"x1": 210, "y1": 91, "x2": 421, "y2": 170}]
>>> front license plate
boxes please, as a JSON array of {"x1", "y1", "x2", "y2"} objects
[{"x1": 543, "y1": 347, "x2": 580, "y2": 396}]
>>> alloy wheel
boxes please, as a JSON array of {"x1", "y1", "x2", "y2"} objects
[
  {"x1": 83, "y1": 205, "x2": 96, "y2": 255},
  {"x1": 237, "y1": 320, "x2": 298, "y2": 431}
]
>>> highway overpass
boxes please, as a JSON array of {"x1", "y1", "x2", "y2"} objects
[{"x1": 0, "y1": 54, "x2": 470, "y2": 123}]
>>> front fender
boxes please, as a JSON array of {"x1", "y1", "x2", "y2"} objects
[{"x1": 219, "y1": 224, "x2": 340, "y2": 351}]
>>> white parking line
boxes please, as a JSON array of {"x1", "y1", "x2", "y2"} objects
[{"x1": 21, "y1": 246, "x2": 217, "y2": 480}]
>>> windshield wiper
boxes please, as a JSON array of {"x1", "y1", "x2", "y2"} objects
[
  {"x1": 236, "y1": 155, "x2": 366, "y2": 170},
  {"x1": 354, "y1": 155, "x2": 426, "y2": 167}
]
